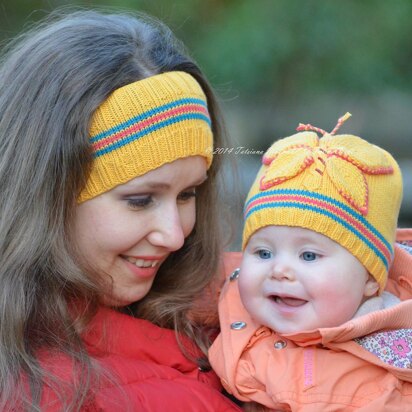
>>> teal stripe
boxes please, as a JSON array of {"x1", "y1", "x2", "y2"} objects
[
  {"x1": 94, "y1": 112, "x2": 210, "y2": 158},
  {"x1": 245, "y1": 199, "x2": 390, "y2": 270},
  {"x1": 245, "y1": 188, "x2": 392, "y2": 253},
  {"x1": 91, "y1": 98, "x2": 209, "y2": 143}
]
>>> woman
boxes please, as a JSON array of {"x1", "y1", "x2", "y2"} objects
[{"x1": 0, "y1": 9, "x2": 240, "y2": 411}]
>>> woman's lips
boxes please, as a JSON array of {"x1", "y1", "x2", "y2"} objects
[
  {"x1": 122, "y1": 255, "x2": 165, "y2": 268},
  {"x1": 121, "y1": 255, "x2": 165, "y2": 279}
]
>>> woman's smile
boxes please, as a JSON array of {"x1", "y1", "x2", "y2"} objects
[{"x1": 73, "y1": 156, "x2": 207, "y2": 306}]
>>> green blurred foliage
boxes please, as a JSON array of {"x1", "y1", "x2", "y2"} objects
[
  {"x1": 192, "y1": 0, "x2": 412, "y2": 98},
  {"x1": 1, "y1": 0, "x2": 411, "y2": 99}
]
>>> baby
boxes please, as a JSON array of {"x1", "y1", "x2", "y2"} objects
[{"x1": 210, "y1": 114, "x2": 412, "y2": 411}]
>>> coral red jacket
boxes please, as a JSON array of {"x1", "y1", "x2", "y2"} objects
[
  {"x1": 40, "y1": 306, "x2": 241, "y2": 411},
  {"x1": 210, "y1": 230, "x2": 412, "y2": 411}
]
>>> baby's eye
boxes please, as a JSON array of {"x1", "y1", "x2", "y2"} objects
[
  {"x1": 257, "y1": 249, "x2": 272, "y2": 259},
  {"x1": 301, "y1": 251, "x2": 317, "y2": 261}
]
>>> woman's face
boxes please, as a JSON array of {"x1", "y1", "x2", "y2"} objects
[{"x1": 73, "y1": 156, "x2": 208, "y2": 306}]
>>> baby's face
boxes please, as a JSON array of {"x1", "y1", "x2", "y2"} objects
[{"x1": 239, "y1": 226, "x2": 378, "y2": 334}]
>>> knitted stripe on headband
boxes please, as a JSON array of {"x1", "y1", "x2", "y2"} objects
[
  {"x1": 79, "y1": 71, "x2": 213, "y2": 202},
  {"x1": 90, "y1": 97, "x2": 210, "y2": 158}
]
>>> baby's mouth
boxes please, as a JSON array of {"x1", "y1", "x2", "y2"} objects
[{"x1": 271, "y1": 295, "x2": 308, "y2": 307}]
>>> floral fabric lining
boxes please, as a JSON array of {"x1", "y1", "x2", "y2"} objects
[
  {"x1": 354, "y1": 329, "x2": 412, "y2": 369},
  {"x1": 398, "y1": 242, "x2": 412, "y2": 254}
]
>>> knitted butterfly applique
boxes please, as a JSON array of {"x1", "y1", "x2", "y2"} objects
[{"x1": 260, "y1": 132, "x2": 394, "y2": 215}]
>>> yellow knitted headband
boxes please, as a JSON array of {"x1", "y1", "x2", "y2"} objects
[{"x1": 78, "y1": 71, "x2": 213, "y2": 202}]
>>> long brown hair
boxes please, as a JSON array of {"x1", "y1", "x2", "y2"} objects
[{"x1": 0, "y1": 9, "x2": 229, "y2": 411}]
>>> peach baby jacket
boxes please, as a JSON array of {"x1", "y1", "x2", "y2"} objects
[{"x1": 209, "y1": 233, "x2": 412, "y2": 411}]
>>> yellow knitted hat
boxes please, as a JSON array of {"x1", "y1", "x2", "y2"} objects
[
  {"x1": 79, "y1": 71, "x2": 213, "y2": 202},
  {"x1": 243, "y1": 114, "x2": 403, "y2": 292}
]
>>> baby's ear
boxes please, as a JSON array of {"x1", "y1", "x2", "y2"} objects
[{"x1": 363, "y1": 276, "x2": 380, "y2": 297}]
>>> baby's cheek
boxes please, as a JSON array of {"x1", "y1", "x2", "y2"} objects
[
  {"x1": 238, "y1": 275, "x2": 251, "y2": 300},
  {"x1": 314, "y1": 282, "x2": 360, "y2": 325},
  {"x1": 310, "y1": 280, "x2": 349, "y2": 306},
  {"x1": 238, "y1": 273, "x2": 259, "y2": 309}
]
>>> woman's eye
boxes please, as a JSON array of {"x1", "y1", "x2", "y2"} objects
[
  {"x1": 257, "y1": 249, "x2": 272, "y2": 259},
  {"x1": 301, "y1": 251, "x2": 317, "y2": 261},
  {"x1": 126, "y1": 196, "x2": 152, "y2": 209},
  {"x1": 177, "y1": 189, "x2": 196, "y2": 202}
]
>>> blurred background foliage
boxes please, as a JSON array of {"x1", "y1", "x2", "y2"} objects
[{"x1": 1, "y1": 0, "x2": 411, "y2": 230}]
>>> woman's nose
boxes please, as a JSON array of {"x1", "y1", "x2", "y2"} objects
[{"x1": 147, "y1": 205, "x2": 186, "y2": 251}]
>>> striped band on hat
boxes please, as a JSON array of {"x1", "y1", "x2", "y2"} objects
[
  {"x1": 79, "y1": 71, "x2": 213, "y2": 202},
  {"x1": 244, "y1": 188, "x2": 393, "y2": 275}
]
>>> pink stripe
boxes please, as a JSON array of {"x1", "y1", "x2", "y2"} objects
[
  {"x1": 303, "y1": 348, "x2": 314, "y2": 388},
  {"x1": 92, "y1": 104, "x2": 208, "y2": 151},
  {"x1": 246, "y1": 194, "x2": 390, "y2": 261}
]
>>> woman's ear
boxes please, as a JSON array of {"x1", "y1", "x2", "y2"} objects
[{"x1": 363, "y1": 275, "x2": 380, "y2": 297}]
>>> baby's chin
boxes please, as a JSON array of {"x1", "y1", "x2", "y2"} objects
[
  {"x1": 277, "y1": 319, "x2": 353, "y2": 335},
  {"x1": 267, "y1": 319, "x2": 341, "y2": 335}
]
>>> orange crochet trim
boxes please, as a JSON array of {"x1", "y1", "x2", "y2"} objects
[
  {"x1": 259, "y1": 131, "x2": 395, "y2": 215},
  {"x1": 296, "y1": 112, "x2": 352, "y2": 136},
  {"x1": 328, "y1": 150, "x2": 394, "y2": 175},
  {"x1": 262, "y1": 143, "x2": 313, "y2": 165}
]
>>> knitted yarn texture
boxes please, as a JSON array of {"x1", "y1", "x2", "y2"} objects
[
  {"x1": 243, "y1": 123, "x2": 403, "y2": 292},
  {"x1": 79, "y1": 71, "x2": 213, "y2": 202}
]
